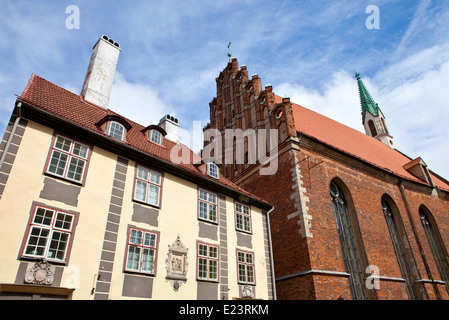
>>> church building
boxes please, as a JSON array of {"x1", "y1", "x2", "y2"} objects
[{"x1": 204, "y1": 57, "x2": 449, "y2": 300}]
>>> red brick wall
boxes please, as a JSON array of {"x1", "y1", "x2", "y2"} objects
[{"x1": 236, "y1": 139, "x2": 449, "y2": 300}]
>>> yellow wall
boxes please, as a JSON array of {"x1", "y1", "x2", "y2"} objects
[{"x1": 0, "y1": 119, "x2": 272, "y2": 300}]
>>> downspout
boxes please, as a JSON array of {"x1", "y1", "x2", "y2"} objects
[
  {"x1": 265, "y1": 206, "x2": 277, "y2": 300},
  {"x1": 0, "y1": 102, "x2": 21, "y2": 170},
  {"x1": 398, "y1": 179, "x2": 441, "y2": 300}
]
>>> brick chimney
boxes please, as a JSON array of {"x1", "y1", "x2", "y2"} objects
[{"x1": 81, "y1": 35, "x2": 121, "y2": 109}]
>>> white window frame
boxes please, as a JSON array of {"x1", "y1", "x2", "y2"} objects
[
  {"x1": 45, "y1": 134, "x2": 90, "y2": 184},
  {"x1": 125, "y1": 227, "x2": 158, "y2": 275},
  {"x1": 21, "y1": 205, "x2": 76, "y2": 263},
  {"x1": 198, "y1": 189, "x2": 218, "y2": 224},
  {"x1": 133, "y1": 165, "x2": 162, "y2": 207},
  {"x1": 237, "y1": 250, "x2": 255, "y2": 285},
  {"x1": 197, "y1": 242, "x2": 219, "y2": 281},
  {"x1": 149, "y1": 130, "x2": 163, "y2": 145},
  {"x1": 108, "y1": 121, "x2": 126, "y2": 141},
  {"x1": 235, "y1": 202, "x2": 252, "y2": 233},
  {"x1": 206, "y1": 162, "x2": 219, "y2": 179}
]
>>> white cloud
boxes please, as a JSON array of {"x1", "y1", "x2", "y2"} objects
[
  {"x1": 275, "y1": 53, "x2": 449, "y2": 180},
  {"x1": 276, "y1": 70, "x2": 363, "y2": 133},
  {"x1": 109, "y1": 72, "x2": 176, "y2": 126}
]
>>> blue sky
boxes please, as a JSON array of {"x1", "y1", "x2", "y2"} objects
[{"x1": 1, "y1": 0, "x2": 448, "y2": 179}]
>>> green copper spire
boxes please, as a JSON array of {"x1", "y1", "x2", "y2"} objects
[{"x1": 355, "y1": 72, "x2": 379, "y2": 122}]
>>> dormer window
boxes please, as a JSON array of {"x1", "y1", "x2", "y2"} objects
[
  {"x1": 96, "y1": 115, "x2": 132, "y2": 142},
  {"x1": 207, "y1": 162, "x2": 219, "y2": 179},
  {"x1": 141, "y1": 125, "x2": 167, "y2": 146},
  {"x1": 108, "y1": 121, "x2": 126, "y2": 141},
  {"x1": 150, "y1": 130, "x2": 163, "y2": 145}
]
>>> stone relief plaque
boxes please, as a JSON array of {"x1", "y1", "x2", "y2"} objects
[
  {"x1": 166, "y1": 235, "x2": 188, "y2": 291},
  {"x1": 24, "y1": 260, "x2": 55, "y2": 285}
]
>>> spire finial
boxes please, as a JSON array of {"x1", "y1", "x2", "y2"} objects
[
  {"x1": 355, "y1": 72, "x2": 361, "y2": 80},
  {"x1": 227, "y1": 42, "x2": 232, "y2": 62}
]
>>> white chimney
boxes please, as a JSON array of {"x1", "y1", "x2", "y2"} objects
[
  {"x1": 81, "y1": 35, "x2": 121, "y2": 109},
  {"x1": 158, "y1": 114, "x2": 180, "y2": 143}
]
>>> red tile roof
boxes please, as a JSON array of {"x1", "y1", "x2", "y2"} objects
[
  {"x1": 274, "y1": 95, "x2": 449, "y2": 191},
  {"x1": 18, "y1": 73, "x2": 270, "y2": 204}
]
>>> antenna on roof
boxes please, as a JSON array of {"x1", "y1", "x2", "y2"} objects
[{"x1": 227, "y1": 42, "x2": 232, "y2": 62}]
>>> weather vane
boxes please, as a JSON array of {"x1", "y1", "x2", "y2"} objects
[{"x1": 227, "y1": 42, "x2": 232, "y2": 62}]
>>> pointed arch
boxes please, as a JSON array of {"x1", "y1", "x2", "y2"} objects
[
  {"x1": 381, "y1": 194, "x2": 419, "y2": 299},
  {"x1": 329, "y1": 178, "x2": 371, "y2": 300},
  {"x1": 419, "y1": 205, "x2": 449, "y2": 293},
  {"x1": 367, "y1": 120, "x2": 377, "y2": 137}
]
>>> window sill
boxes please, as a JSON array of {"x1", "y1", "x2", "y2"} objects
[
  {"x1": 132, "y1": 199, "x2": 161, "y2": 210},
  {"x1": 44, "y1": 172, "x2": 84, "y2": 187}
]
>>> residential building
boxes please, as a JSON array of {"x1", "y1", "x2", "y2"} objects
[{"x1": 0, "y1": 36, "x2": 275, "y2": 300}]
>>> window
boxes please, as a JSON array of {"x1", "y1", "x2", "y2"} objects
[
  {"x1": 235, "y1": 202, "x2": 251, "y2": 233},
  {"x1": 198, "y1": 189, "x2": 217, "y2": 223},
  {"x1": 150, "y1": 130, "x2": 163, "y2": 145},
  {"x1": 207, "y1": 162, "x2": 219, "y2": 179},
  {"x1": 197, "y1": 243, "x2": 219, "y2": 281},
  {"x1": 108, "y1": 121, "x2": 125, "y2": 141},
  {"x1": 419, "y1": 206, "x2": 449, "y2": 293},
  {"x1": 237, "y1": 250, "x2": 255, "y2": 285},
  {"x1": 329, "y1": 181, "x2": 367, "y2": 300},
  {"x1": 46, "y1": 135, "x2": 90, "y2": 183},
  {"x1": 125, "y1": 227, "x2": 158, "y2": 275},
  {"x1": 133, "y1": 165, "x2": 162, "y2": 207},
  {"x1": 21, "y1": 205, "x2": 76, "y2": 263},
  {"x1": 368, "y1": 120, "x2": 377, "y2": 137},
  {"x1": 382, "y1": 196, "x2": 418, "y2": 300}
]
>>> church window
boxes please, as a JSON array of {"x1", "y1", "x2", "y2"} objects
[
  {"x1": 330, "y1": 181, "x2": 367, "y2": 300},
  {"x1": 419, "y1": 206, "x2": 449, "y2": 293},
  {"x1": 382, "y1": 196, "x2": 418, "y2": 299}
]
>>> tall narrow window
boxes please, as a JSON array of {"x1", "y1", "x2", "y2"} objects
[
  {"x1": 329, "y1": 181, "x2": 367, "y2": 300},
  {"x1": 419, "y1": 206, "x2": 449, "y2": 293},
  {"x1": 382, "y1": 196, "x2": 418, "y2": 299}
]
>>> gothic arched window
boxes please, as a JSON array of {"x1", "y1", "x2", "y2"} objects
[
  {"x1": 419, "y1": 206, "x2": 449, "y2": 293},
  {"x1": 368, "y1": 120, "x2": 377, "y2": 137},
  {"x1": 330, "y1": 181, "x2": 367, "y2": 300},
  {"x1": 382, "y1": 196, "x2": 418, "y2": 299}
]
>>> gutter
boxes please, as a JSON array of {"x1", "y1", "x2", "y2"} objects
[
  {"x1": 265, "y1": 206, "x2": 276, "y2": 300},
  {"x1": 0, "y1": 102, "x2": 21, "y2": 170}
]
